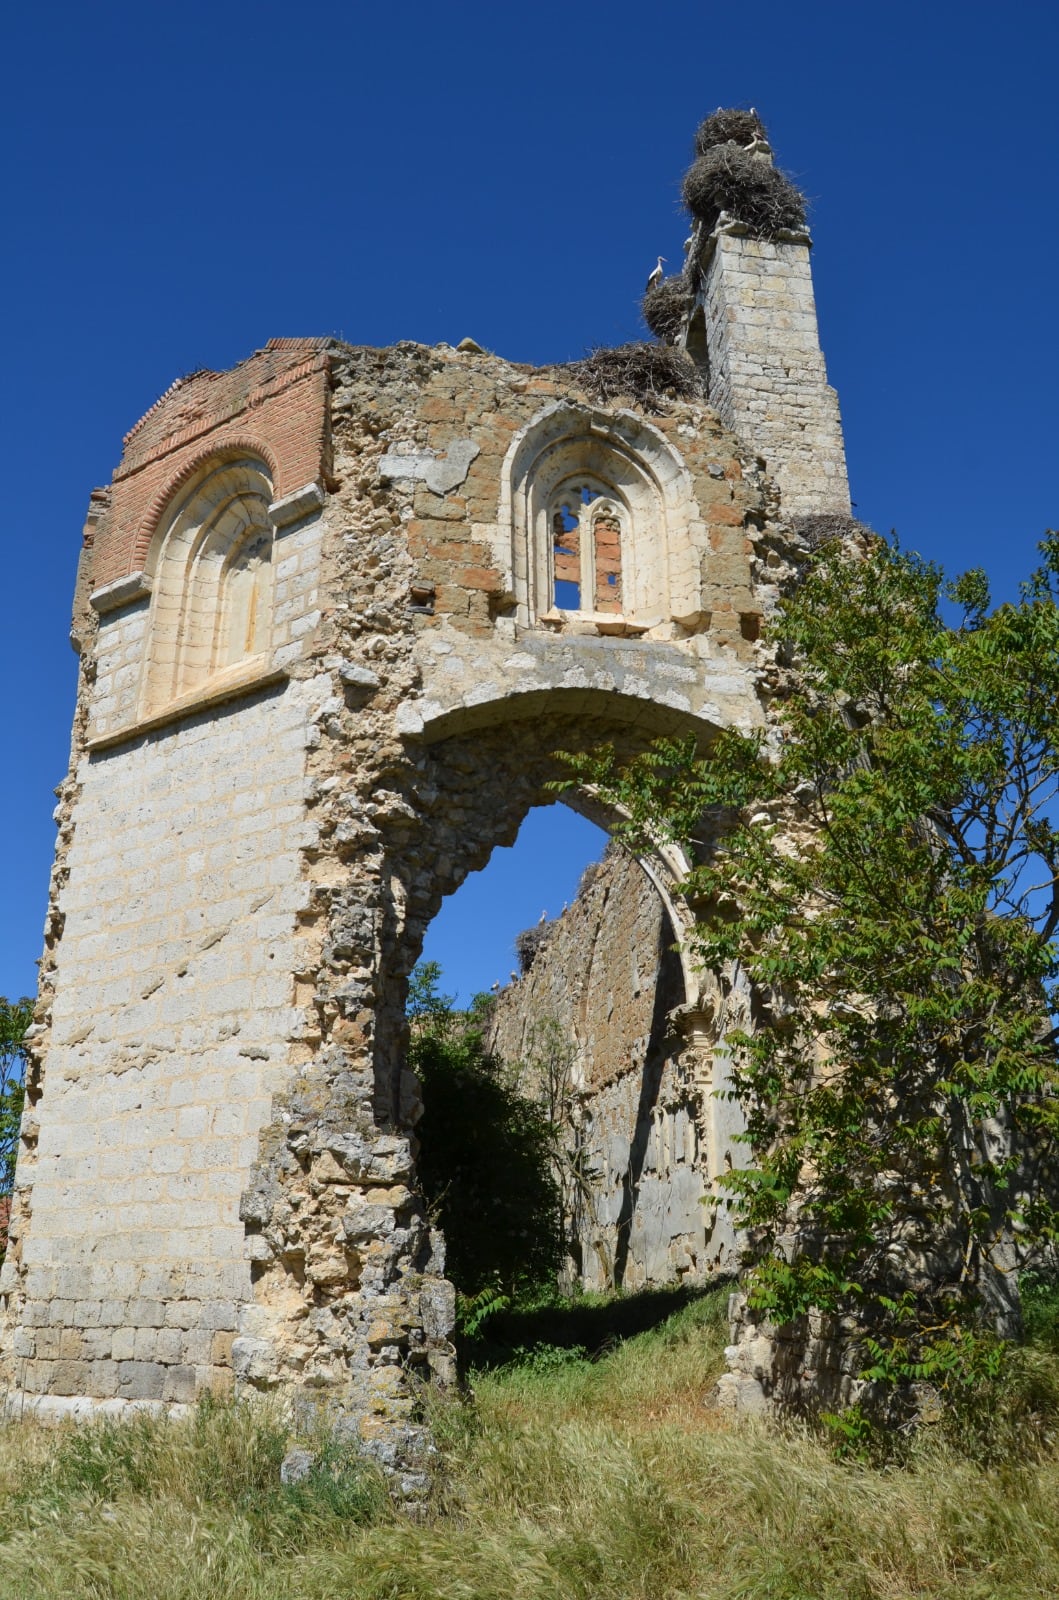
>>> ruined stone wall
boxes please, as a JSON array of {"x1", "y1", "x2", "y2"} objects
[
  {"x1": 4, "y1": 682, "x2": 325, "y2": 1411},
  {"x1": 488, "y1": 845, "x2": 721, "y2": 1291},
  {"x1": 1, "y1": 156, "x2": 849, "y2": 1458}
]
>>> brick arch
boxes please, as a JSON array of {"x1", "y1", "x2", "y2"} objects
[{"x1": 136, "y1": 438, "x2": 282, "y2": 574}]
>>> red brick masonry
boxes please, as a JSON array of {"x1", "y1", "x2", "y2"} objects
[{"x1": 90, "y1": 339, "x2": 334, "y2": 590}]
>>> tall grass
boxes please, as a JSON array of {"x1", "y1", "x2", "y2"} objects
[{"x1": 1, "y1": 1286, "x2": 1058, "y2": 1599}]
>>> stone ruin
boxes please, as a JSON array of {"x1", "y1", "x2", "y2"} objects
[
  {"x1": 0, "y1": 129, "x2": 851, "y2": 1463},
  {"x1": 488, "y1": 843, "x2": 742, "y2": 1295}
]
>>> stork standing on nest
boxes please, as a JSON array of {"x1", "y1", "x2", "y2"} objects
[{"x1": 645, "y1": 255, "x2": 665, "y2": 291}]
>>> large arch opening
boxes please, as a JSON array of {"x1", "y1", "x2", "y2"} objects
[{"x1": 373, "y1": 693, "x2": 735, "y2": 1310}]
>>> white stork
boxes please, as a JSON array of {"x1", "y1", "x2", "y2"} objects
[{"x1": 645, "y1": 255, "x2": 665, "y2": 292}]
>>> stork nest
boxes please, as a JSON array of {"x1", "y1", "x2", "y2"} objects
[
  {"x1": 641, "y1": 276, "x2": 694, "y2": 342},
  {"x1": 682, "y1": 145, "x2": 806, "y2": 239},
  {"x1": 695, "y1": 107, "x2": 768, "y2": 155},
  {"x1": 514, "y1": 922, "x2": 555, "y2": 975},
  {"x1": 571, "y1": 342, "x2": 701, "y2": 413},
  {"x1": 789, "y1": 511, "x2": 874, "y2": 551}
]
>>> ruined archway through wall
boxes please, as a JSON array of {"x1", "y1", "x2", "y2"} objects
[
  {"x1": 369, "y1": 689, "x2": 737, "y2": 1298},
  {"x1": 371, "y1": 689, "x2": 714, "y2": 1122}
]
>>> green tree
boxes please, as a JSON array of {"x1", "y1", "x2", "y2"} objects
[
  {"x1": 0, "y1": 996, "x2": 31, "y2": 1260},
  {"x1": 408, "y1": 963, "x2": 564, "y2": 1313},
  {"x1": 564, "y1": 534, "x2": 1059, "y2": 1395}
]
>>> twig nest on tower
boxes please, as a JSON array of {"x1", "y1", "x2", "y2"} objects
[
  {"x1": 694, "y1": 107, "x2": 768, "y2": 155},
  {"x1": 789, "y1": 511, "x2": 875, "y2": 551},
  {"x1": 570, "y1": 343, "x2": 701, "y2": 413},
  {"x1": 641, "y1": 277, "x2": 694, "y2": 342},
  {"x1": 682, "y1": 145, "x2": 806, "y2": 240}
]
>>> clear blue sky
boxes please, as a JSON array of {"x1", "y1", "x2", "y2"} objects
[{"x1": 3, "y1": 0, "x2": 1058, "y2": 1003}]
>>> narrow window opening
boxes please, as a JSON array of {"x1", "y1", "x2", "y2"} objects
[
  {"x1": 549, "y1": 483, "x2": 625, "y2": 617},
  {"x1": 593, "y1": 508, "x2": 623, "y2": 613},
  {"x1": 552, "y1": 504, "x2": 581, "y2": 610},
  {"x1": 685, "y1": 305, "x2": 710, "y2": 394}
]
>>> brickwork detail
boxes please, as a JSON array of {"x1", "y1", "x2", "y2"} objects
[{"x1": 93, "y1": 344, "x2": 333, "y2": 592}]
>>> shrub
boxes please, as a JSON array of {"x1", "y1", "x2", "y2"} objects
[{"x1": 409, "y1": 965, "x2": 564, "y2": 1303}]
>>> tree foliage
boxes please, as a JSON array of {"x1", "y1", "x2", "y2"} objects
[
  {"x1": 562, "y1": 534, "x2": 1059, "y2": 1390},
  {"x1": 0, "y1": 998, "x2": 30, "y2": 1194},
  {"x1": 0, "y1": 996, "x2": 31, "y2": 1263},
  {"x1": 408, "y1": 964, "x2": 563, "y2": 1313}
]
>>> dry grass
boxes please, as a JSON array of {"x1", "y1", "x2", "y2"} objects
[
  {"x1": 571, "y1": 342, "x2": 701, "y2": 413},
  {"x1": 1, "y1": 1287, "x2": 1058, "y2": 1598},
  {"x1": 682, "y1": 144, "x2": 807, "y2": 239}
]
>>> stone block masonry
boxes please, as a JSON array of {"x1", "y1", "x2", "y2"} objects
[
  {"x1": 696, "y1": 227, "x2": 851, "y2": 519},
  {"x1": 4, "y1": 678, "x2": 328, "y2": 1412}
]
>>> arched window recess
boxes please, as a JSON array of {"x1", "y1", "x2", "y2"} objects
[
  {"x1": 550, "y1": 479, "x2": 626, "y2": 618},
  {"x1": 139, "y1": 454, "x2": 278, "y2": 718},
  {"x1": 502, "y1": 402, "x2": 700, "y2": 635}
]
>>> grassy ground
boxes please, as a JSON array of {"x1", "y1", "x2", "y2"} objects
[{"x1": 1, "y1": 1284, "x2": 1058, "y2": 1599}]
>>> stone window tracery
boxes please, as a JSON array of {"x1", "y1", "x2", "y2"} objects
[
  {"x1": 141, "y1": 456, "x2": 276, "y2": 716},
  {"x1": 503, "y1": 403, "x2": 701, "y2": 633}
]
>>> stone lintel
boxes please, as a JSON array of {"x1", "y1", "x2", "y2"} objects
[
  {"x1": 268, "y1": 481, "x2": 326, "y2": 530},
  {"x1": 89, "y1": 571, "x2": 152, "y2": 614}
]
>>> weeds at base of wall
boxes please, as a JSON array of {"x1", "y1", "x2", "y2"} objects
[{"x1": 3, "y1": 1286, "x2": 1059, "y2": 1598}]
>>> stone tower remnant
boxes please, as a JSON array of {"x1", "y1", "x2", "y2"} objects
[{"x1": 1, "y1": 115, "x2": 850, "y2": 1458}]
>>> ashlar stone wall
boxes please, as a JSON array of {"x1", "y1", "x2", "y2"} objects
[{"x1": 7, "y1": 681, "x2": 325, "y2": 1409}]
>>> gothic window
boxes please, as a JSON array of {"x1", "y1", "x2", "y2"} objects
[
  {"x1": 141, "y1": 456, "x2": 275, "y2": 716},
  {"x1": 503, "y1": 404, "x2": 698, "y2": 631}
]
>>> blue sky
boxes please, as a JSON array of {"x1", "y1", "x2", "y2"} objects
[{"x1": 2, "y1": 0, "x2": 1057, "y2": 1004}]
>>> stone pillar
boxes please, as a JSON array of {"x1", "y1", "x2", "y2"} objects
[{"x1": 689, "y1": 216, "x2": 851, "y2": 518}]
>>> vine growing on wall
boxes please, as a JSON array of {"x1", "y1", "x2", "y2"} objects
[{"x1": 560, "y1": 533, "x2": 1059, "y2": 1402}]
